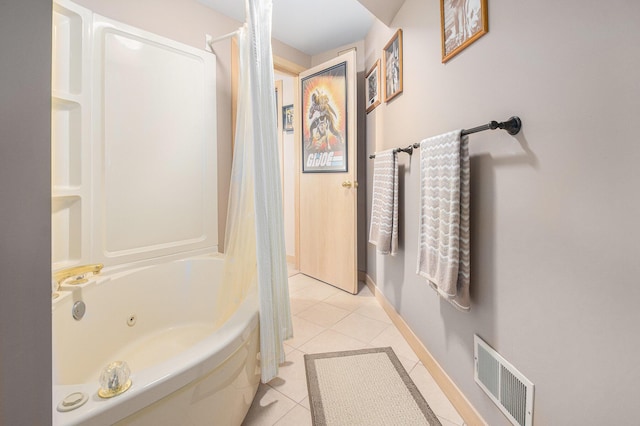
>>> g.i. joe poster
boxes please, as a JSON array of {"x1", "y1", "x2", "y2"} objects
[{"x1": 301, "y1": 62, "x2": 348, "y2": 173}]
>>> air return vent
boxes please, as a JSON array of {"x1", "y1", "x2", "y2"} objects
[{"x1": 474, "y1": 335, "x2": 534, "y2": 426}]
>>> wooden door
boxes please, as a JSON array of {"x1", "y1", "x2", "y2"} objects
[{"x1": 299, "y1": 51, "x2": 358, "y2": 294}]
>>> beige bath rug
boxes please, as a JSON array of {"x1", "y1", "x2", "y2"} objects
[{"x1": 304, "y1": 347, "x2": 442, "y2": 426}]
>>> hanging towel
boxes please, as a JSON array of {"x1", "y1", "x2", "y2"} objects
[
  {"x1": 369, "y1": 149, "x2": 399, "y2": 255},
  {"x1": 417, "y1": 130, "x2": 470, "y2": 311}
]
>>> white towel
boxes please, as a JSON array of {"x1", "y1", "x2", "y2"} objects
[
  {"x1": 417, "y1": 130, "x2": 470, "y2": 311},
  {"x1": 369, "y1": 149, "x2": 399, "y2": 255}
]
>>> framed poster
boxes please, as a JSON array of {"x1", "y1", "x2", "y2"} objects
[
  {"x1": 365, "y1": 59, "x2": 381, "y2": 113},
  {"x1": 283, "y1": 104, "x2": 294, "y2": 132},
  {"x1": 301, "y1": 61, "x2": 347, "y2": 173},
  {"x1": 441, "y1": 0, "x2": 488, "y2": 62},
  {"x1": 383, "y1": 29, "x2": 403, "y2": 102}
]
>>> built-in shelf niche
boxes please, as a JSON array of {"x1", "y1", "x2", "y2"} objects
[
  {"x1": 52, "y1": 97, "x2": 81, "y2": 189},
  {"x1": 52, "y1": 196, "x2": 82, "y2": 268},
  {"x1": 52, "y1": 4, "x2": 82, "y2": 95},
  {"x1": 51, "y1": 0, "x2": 91, "y2": 269}
]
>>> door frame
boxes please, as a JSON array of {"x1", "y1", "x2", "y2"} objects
[
  {"x1": 231, "y1": 41, "x2": 305, "y2": 269},
  {"x1": 273, "y1": 61, "x2": 303, "y2": 269}
]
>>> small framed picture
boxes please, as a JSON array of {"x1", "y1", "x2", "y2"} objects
[
  {"x1": 383, "y1": 29, "x2": 403, "y2": 102},
  {"x1": 283, "y1": 104, "x2": 294, "y2": 132},
  {"x1": 441, "y1": 0, "x2": 488, "y2": 63},
  {"x1": 365, "y1": 60, "x2": 381, "y2": 113}
]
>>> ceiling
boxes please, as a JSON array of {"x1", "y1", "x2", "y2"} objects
[{"x1": 198, "y1": 0, "x2": 376, "y2": 56}]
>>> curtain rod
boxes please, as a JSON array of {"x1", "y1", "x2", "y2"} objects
[
  {"x1": 369, "y1": 116, "x2": 522, "y2": 159},
  {"x1": 207, "y1": 29, "x2": 241, "y2": 50}
]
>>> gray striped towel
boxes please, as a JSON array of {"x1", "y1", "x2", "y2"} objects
[
  {"x1": 369, "y1": 149, "x2": 399, "y2": 255},
  {"x1": 417, "y1": 130, "x2": 470, "y2": 311}
]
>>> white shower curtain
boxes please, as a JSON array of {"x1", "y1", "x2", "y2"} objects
[{"x1": 221, "y1": 0, "x2": 293, "y2": 383}]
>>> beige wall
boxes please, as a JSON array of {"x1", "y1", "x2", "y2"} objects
[
  {"x1": 312, "y1": 39, "x2": 366, "y2": 72},
  {"x1": 365, "y1": 0, "x2": 640, "y2": 424},
  {"x1": 273, "y1": 38, "x2": 311, "y2": 70}
]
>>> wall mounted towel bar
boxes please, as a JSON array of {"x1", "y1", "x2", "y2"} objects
[{"x1": 369, "y1": 116, "x2": 522, "y2": 159}]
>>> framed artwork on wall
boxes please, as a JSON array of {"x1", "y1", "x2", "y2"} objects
[
  {"x1": 365, "y1": 59, "x2": 381, "y2": 113},
  {"x1": 283, "y1": 104, "x2": 293, "y2": 132},
  {"x1": 383, "y1": 29, "x2": 403, "y2": 102},
  {"x1": 441, "y1": 0, "x2": 488, "y2": 62},
  {"x1": 301, "y1": 61, "x2": 348, "y2": 173}
]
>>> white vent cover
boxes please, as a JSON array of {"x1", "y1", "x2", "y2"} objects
[{"x1": 474, "y1": 335, "x2": 534, "y2": 426}]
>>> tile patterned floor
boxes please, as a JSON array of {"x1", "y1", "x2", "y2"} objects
[{"x1": 242, "y1": 271, "x2": 466, "y2": 426}]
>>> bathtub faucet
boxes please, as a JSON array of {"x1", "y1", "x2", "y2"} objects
[{"x1": 53, "y1": 263, "x2": 104, "y2": 288}]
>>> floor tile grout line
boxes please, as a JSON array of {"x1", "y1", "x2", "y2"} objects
[
  {"x1": 266, "y1": 380, "x2": 307, "y2": 405},
  {"x1": 304, "y1": 325, "x2": 380, "y2": 349},
  {"x1": 272, "y1": 402, "x2": 312, "y2": 426},
  {"x1": 283, "y1": 319, "x2": 326, "y2": 351},
  {"x1": 329, "y1": 317, "x2": 394, "y2": 346},
  {"x1": 437, "y1": 414, "x2": 466, "y2": 426},
  {"x1": 263, "y1": 383, "x2": 306, "y2": 426},
  {"x1": 407, "y1": 363, "x2": 464, "y2": 425},
  {"x1": 321, "y1": 296, "x2": 380, "y2": 313}
]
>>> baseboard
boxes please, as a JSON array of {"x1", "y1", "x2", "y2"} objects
[{"x1": 360, "y1": 272, "x2": 486, "y2": 426}]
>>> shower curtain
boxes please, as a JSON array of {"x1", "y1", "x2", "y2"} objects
[{"x1": 221, "y1": 0, "x2": 293, "y2": 383}]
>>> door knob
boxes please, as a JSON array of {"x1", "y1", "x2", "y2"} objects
[{"x1": 341, "y1": 180, "x2": 358, "y2": 188}]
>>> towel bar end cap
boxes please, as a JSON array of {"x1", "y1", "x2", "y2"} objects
[{"x1": 504, "y1": 116, "x2": 522, "y2": 135}]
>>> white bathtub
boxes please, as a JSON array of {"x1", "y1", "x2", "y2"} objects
[{"x1": 52, "y1": 254, "x2": 260, "y2": 425}]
